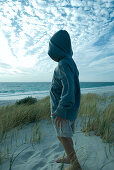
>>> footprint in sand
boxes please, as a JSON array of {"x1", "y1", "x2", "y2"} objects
[
  {"x1": 40, "y1": 147, "x2": 50, "y2": 157},
  {"x1": 31, "y1": 160, "x2": 46, "y2": 170},
  {"x1": 45, "y1": 143, "x2": 63, "y2": 159},
  {"x1": 21, "y1": 151, "x2": 35, "y2": 161}
]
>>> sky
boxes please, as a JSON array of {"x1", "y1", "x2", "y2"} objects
[{"x1": 0, "y1": 0, "x2": 114, "y2": 82}]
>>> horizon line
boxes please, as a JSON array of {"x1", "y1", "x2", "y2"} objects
[{"x1": 0, "y1": 81, "x2": 114, "y2": 83}]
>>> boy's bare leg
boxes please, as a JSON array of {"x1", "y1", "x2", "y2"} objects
[
  {"x1": 56, "y1": 136, "x2": 82, "y2": 169},
  {"x1": 56, "y1": 137, "x2": 70, "y2": 164}
]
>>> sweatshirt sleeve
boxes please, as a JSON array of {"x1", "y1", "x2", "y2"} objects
[{"x1": 54, "y1": 63, "x2": 75, "y2": 119}]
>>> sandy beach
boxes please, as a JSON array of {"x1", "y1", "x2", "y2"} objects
[
  {"x1": 0, "y1": 117, "x2": 114, "y2": 170},
  {"x1": 0, "y1": 85, "x2": 114, "y2": 107},
  {"x1": 0, "y1": 88, "x2": 114, "y2": 170}
]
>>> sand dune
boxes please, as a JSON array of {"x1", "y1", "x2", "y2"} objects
[{"x1": 0, "y1": 118, "x2": 114, "y2": 170}]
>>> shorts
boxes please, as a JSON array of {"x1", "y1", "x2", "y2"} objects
[{"x1": 51, "y1": 117, "x2": 75, "y2": 138}]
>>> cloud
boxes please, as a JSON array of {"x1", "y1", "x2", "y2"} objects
[
  {"x1": 93, "y1": 26, "x2": 114, "y2": 46},
  {"x1": 0, "y1": 62, "x2": 11, "y2": 69},
  {"x1": 0, "y1": 0, "x2": 113, "y2": 81}
]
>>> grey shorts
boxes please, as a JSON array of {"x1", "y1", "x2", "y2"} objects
[{"x1": 51, "y1": 117, "x2": 75, "y2": 138}]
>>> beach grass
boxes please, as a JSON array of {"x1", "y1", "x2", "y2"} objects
[
  {"x1": 0, "y1": 93, "x2": 114, "y2": 144},
  {"x1": 78, "y1": 93, "x2": 114, "y2": 143},
  {"x1": 0, "y1": 96, "x2": 50, "y2": 141}
]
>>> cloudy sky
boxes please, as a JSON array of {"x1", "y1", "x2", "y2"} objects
[{"x1": 0, "y1": 0, "x2": 114, "y2": 82}]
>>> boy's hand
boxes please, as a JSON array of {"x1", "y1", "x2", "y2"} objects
[{"x1": 52, "y1": 113, "x2": 67, "y2": 128}]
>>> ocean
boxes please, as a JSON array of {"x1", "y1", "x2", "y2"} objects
[{"x1": 0, "y1": 82, "x2": 114, "y2": 106}]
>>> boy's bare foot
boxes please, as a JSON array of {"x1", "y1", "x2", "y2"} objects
[{"x1": 56, "y1": 156, "x2": 70, "y2": 164}]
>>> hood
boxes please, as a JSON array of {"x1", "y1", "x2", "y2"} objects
[{"x1": 48, "y1": 30, "x2": 73, "y2": 62}]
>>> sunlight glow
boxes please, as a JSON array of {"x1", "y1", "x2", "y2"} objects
[{"x1": 0, "y1": 0, "x2": 113, "y2": 81}]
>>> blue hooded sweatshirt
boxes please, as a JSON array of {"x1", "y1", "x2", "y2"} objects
[{"x1": 48, "y1": 30, "x2": 81, "y2": 121}]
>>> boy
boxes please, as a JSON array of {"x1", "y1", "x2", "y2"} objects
[{"x1": 48, "y1": 30, "x2": 81, "y2": 170}]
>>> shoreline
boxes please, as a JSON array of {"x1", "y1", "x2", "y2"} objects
[
  {"x1": 0, "y1": 90, "x2": 114, "y2": 107},
  {"x1": 0, "y1": 100, "x2": 17, "y2": 107},
  {"x1": 0, "y1": 95, "x2": 49, "y2": 107}
]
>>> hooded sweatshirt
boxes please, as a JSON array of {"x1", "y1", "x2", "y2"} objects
[{"x1": 48, "y1": 30, "x2": 81, "y2": 121}]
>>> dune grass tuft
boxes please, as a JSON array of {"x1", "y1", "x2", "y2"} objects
[
  {"x1": 15, "y1": 96, "x2": 37, "y2": 105},
  {"x1": 0, "y1": 96, "x2": 50, "y2": 142},
  {"x1": 78, "y1": 93, "x2": 114, "y2": 143}
]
